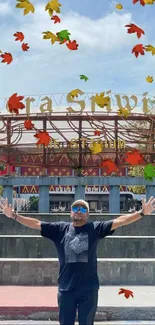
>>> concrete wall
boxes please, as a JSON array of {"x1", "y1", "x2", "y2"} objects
[
  {"x1": 0, "y1": 259, "x2": 155, "y2": 285},
  {"x1": 0, "y1": 213, "x2": 155, "y2": 235},
  {"x1": 1, "y1": 212, "x2": 155, "y2": 285},
  {"x1": 0, "y1": 236, "x2": 155, "y2": 258}
]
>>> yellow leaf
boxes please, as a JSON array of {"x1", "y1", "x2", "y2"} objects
[
  {"x1": 42, "y1": 31, "x2": 58, "y2": 44},
  {"x1": 118, "y1": 108, "x2": 129, "y2": 118},
  {"x1": 16, "y1": 0, "x2": 35, "y2": 15},
  {"x1": 70, "y1": 89, "x2": 79, "y2": 99},
  {"x1": 116, "y1": 3, "x2": 123, "y2": 9},
  {"x1": 146, "y1": 75, "x2": 153, "y2": 83},
  {"x1": 94, "y1": 92, "x2": 110, "y2": 108},
  {"x1": 145, "y1": 44, "x2": 155, "y2": 55},
  {"x1": 90, "y1": 141, "x2": 103, "y2": 154},
  {"x1": 144, "y1": 0, "x2": 155, "y2": 4},
  {"x1": 45, "y1": 0, "x2": 61, "y2": 16}
]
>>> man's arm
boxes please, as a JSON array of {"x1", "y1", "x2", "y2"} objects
[
  {"x1": 13, "y1": 212, "x2": 41, "y2": 230},
  {"x1": 111, "y1": 196, "x2": 155, "y2": 231},
  {"x1": 111, "y1": 210, "x2": 142, "y2": 230},
  {"x1": 0, "y1": 198, "x2": 41, "y2": 230}
]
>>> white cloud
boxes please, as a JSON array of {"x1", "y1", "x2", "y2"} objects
[
  {"x1": 0, "y1": 4, "x2": 155, "y2": 98},
  {"x1": 0, "y1": 4, "x2": 135, "y2": 52},
  {"x1": 0, "y1": 3, "x2": 10, "y2": 15}
]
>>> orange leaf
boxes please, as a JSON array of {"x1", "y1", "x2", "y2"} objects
[
  {"x1": 34, "y1": 131, "x2": 51, "y2": 146},
  {"x1": 118, "y1": 288, "x2": 134, "y2": 299},
  {"x1": 51, "y1": 15, "x2": 61, "y2": 23},
  {"x1": 124, "y1": 150, "x2": 144, "y2": 165},
  {"x1": 132, "y1": 44, "x2": 145, "y2": 57},
  {"x1": 13, "y1": 32, "x2": 25, "y2": 42},
  {"x1": 24, "y1": 119, "x2": 34, "y2": 130},
  {"x1": 94, "y1": 130, "x2": 101, "y2": 136},
  {"x1": 1, "y1": 52, "x2": 13, "y2": 64},
  {"x1": 133, "y1": 0, "x2": 145, "y2": 5},
  {"x1": 58, "y1": 38, "x2": 67, "y2": 44},
  {"x1": 66, "y1": 40, "x2": 79, "y2": 50},
  {"x1": 100, "y1": 159, "x2": 118, "y2": 174},
  {"x1": 8, "y1": 93, "x2": 25, "y2": 115},
  {"x1": 125, "y1": 23, "x2": 145, "y2": 39},
  {"x1": 22, "y1": 43, "x2": 30, "y2": 51}
]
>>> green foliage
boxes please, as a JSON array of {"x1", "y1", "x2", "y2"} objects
[
  {"x1": 28, "y1": 196, "x2": 39, "y2": 211},
  {"x1": 0, "y1": 164, "x2": 5, "y2": 171}
]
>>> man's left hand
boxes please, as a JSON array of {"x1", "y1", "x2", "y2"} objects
[{"x1": 142, "y1": 196, "x2": 155, "y2": 215}]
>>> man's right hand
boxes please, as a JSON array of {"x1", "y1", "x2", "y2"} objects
[{"x1": 0, "y1": 198, "x2": 14, "y2": 218}]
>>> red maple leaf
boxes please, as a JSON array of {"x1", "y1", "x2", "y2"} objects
[
  {"x1": 8, "y1": 93, "x2": 25, "y2": 115},
  {"x1": 94, "y1": 130, "x2": 101, "y2": 136},
  {"x1": 13, "y1": 32, "x2": 25, "y2": 42},
  {"x1": 34, "y1": 131, "x2": 51, "y2": 146},
  {"x1": 133, "y1": 0, "x2": 145, "y2": 6},
  {"x1": 24, "y1": 119, "x2": 34, "y2": 130},
  {"x1": 124, "y1": 150, "x2": 144, "y2": 165},
  {"x1": 125, "y1": 24, "x2": 145, "y2": 39},
  {"x1": 118, "y1": 288, "x2": 134, "y2": 299},
  {"x1": 132, "y1": 44, "x2": 145, "y2": 57},
  {"x1": 51, "y1": 15, "x2": 61, "y2": 24},
  {"x1": 22, "y1": 43, "x2": 30, "y2": 51},
  {"x1": 100, "y1": 160, "x2": 118, "y2": 175},
  {"x1": 1, "y1": 52, "x2": 13, "y2": 65},
  {"x1": 66, "y1": 40, "x2": 79, "y2": 50}
]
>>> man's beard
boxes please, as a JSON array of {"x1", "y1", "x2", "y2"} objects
[{"x1": 71, "y1": 215, "x2": 83, "y2": 222}]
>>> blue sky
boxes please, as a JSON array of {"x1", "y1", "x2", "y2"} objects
[{"x1": 0, "y1": 0, "x2": 155, "y2": 104}]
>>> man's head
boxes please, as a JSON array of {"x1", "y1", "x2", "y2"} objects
[{"x1": 70, "y1": 199, "x2": 89, "y2": 226}]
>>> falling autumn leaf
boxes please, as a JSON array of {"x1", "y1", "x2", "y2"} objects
[
  {"x1": 116, "y1": 3, "x2": 123, "y2": 9},
  {"x1": 66, "y1": 40, "x2": 79, "y2": 51},
  {"x1": 45, "y1": 0, "x2": 61, "y2": 17},
  {"x1": 70, "y1": 89, "x2": 79, "y2": 98},
  {"x1": 22, "y1": 43, "x2": 30, "y2": 51},
  {"x1": 144, "y1": 164, "x2": 155, "y2": 181},
  {"x1": 133, "y1": 0, "x2": 145, "y2": 6},
  {"x1": 16, "y1": 0, "x2": 35, "y2": 15},
  {"x1": 14, "y1": 32, "x2": 25, "y2": 42},
  {"x1": 94, "y1": 92, "x2": 110, "y2": 108},
  {"x1": 51, "y1": 15, "x2": 61, "y2": 23},
  {"x1": 58, "y1": 38, "x2": 67, "y2": 44},
  {"x1": 24, "y1": 119, "x2": 34, "y2": 130},
  {"x1": 118, "y1": 288, "x2": 134, "y2": 299},
  {"x1": 118, "y1": 108, "x2": 130, "y2": 118},
  {"x1": 132, "y1": 44, "x2": 145, "y2": 57},
  {"x1": 42, "y1": 31, "x2": 58, "y2": 44},
  {"x1": 8, "y1": 93, "x2": 25, "y2": 115},
  {"x1": 90, "y1": 141, "x2": 103, "y2": 154},
  {"x1": 1, "y1": 52, "x2": 13, "y2": 65},
  {"x1": 144, "y1": 0, "x2": 155, "y2": 4},
  {"x1": 125, "y1": 24, "x2": 145, "y2": 39},
  {"x1": 56, "y1": 30, "x2": 71, "y2": 42},
  {"x1": 124, "y1": 150, "x2": 144, "y2": 165},
  {"x1": 94, "y1": 130, "x2": 101, "y2": 136},
  {"x1": 80, "y1": 74, "x2": 89, "y2": 82},
  {"x1": 146, "y1": 75, "x2": 153, "y2": 83},
  {"x1": 145, "y1": 44, "x2": 155, "y2": 55},
  {"x1": 34, "y1": 131, "x2": 51, "y2": 146},
  {"x1": 100, "y1": 160, "x2": 118, "y2": 175}
]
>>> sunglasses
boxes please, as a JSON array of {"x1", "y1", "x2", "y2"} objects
[{"x1": 72, "y1": 206, "x2": 87, "y2": 213}]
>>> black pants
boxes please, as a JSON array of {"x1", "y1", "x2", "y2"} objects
[{"x1": 57, "y1": 289, "x2": 98, "y2": 325}]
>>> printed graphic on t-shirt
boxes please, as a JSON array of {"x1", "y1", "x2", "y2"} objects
[{"x1": 65, "y1": 232, "x2": 88, "y2": 263}]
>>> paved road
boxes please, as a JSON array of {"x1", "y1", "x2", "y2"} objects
[{"x1": 0, "y1": 320, "x2": 155, "y2": 325}]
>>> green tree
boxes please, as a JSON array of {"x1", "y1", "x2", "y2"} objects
[{"x1": 28, "y1": 196, "x2": 39, "y2": 212}]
